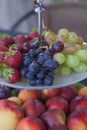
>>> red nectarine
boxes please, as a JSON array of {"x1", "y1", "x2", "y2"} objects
[
  {"x1": 23, "y1": 99, "x2": 46, "y2": 117},
  {"x1": 70, "y1": 96, "x2": 87, "y2": 112},
  {"x1": 46, "y1": 96, "x2": 69, "y2": 114},
  {"x1": 16, "y1": 116, "x2": 47, "y2": 130},
  {"x1": 0, "y1": 99, "x2": 24, "y2": 130},
  {"x1": 41, "y1": 109, "x2": 67, "y2": 130},
  {"x1": 68, "y1": 110, "x2": 87, "y2": 130}
]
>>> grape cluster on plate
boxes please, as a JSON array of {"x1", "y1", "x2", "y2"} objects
[
  {"x1": 20, "y1": 49, "x2": 58, "y2": 86},
  {"x1": 0, "y1": 28, "x2": 87, "y2": 87}
]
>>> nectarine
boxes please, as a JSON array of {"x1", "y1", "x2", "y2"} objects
[
  {"x1": 23, "y1": 99, "x2": 46, "y2": 117},
  {"x1": 46, "y1": 96, "x2": 69, "y2": 114},
  {"x1": 41, "y1": 109, "x2": 67, "y2": 130},
  {"x1": 68, "y1": 110, "x2": 87, "y2": 130},
  {"x1": 78, "y1": 86, "x2": 87, "y2": 96},
  {"x1": 18, "y1": 89, "x2": 38, "y2": 103},
  {"x1": 16, "y1": 116, "x2": 47, "y2": 130},
  {"x1": 70, "y1": 96, "x2": 87, "y2": 112},
  {"x1": 0, "y1": 99, "x2": 24, "y2": 130}
]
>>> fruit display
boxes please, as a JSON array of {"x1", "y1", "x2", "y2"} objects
[
  {"x1": 0, "y1": 83, "x2": 87, "y2": 130},
  {"x1": 0, "y1": 28, "x2": 87, "y2": 88}
]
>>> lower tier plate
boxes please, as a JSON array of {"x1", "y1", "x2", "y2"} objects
[{"x1": 0, "y1": 71, "x2": 87, "y2": 90}]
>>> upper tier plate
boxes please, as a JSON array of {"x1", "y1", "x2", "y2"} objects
[{"x1": 0, "y1": 71, "x2": 87, "y2": 90}]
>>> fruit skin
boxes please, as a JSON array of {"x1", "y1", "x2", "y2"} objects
[
  {"x1": 16, "y1": 116, "x2": 47, "y2": 130},
  {"x1": 70, "y1": 96, "x2": 87, "y2": 112},
  {"x1": 0, "y1": 99, "x2": 24, "y2": 130},
  {"x1": 0, "y1": 51, "x2": 5, "y2": 63},
  {"x1": 0, "y1": 35, "x2": 15, "y2": 47},
  {"x1": 59, "y1": 85, "x2": 77, "y2": 102},
  {"x1": 3, "y1": 68, "x2": 21, "y2": 83},
  {"x1": 0, "y1": 44, "x2": 8, "y2": 51},
  {"x1": 39, "y1": 88, "x2": 61, "y2": 102},
  {"x1": 78, "y1": 87, "x2": 87, "y2": 96},
  {"x1": 7, "y1": 96, "x2": 22, "y2": 106},
  {"x1": 18, "y1": 89, "x2": 38, "y2": 103},
  {"x1": 0, "y1": 85, "x2": 10, "y2": 99},
  {"x1": 27, "y1": 31, "x2": 38, "y2": 42},
  {"x1": 68, "y1": 110, "x2": 87, "y2": 130},
  {"x1": 23, "y1": 99, "x2": 46, "y2": 117},
  {"x1": 5, "y1": 51, "x2": 22, "y2": 68},
  {"x1": 45, "y1": 96, "x2": 69, "y2": 114},
  {"x1": 15, "y1": 34, "x2": 27, "y2": 45},
  {"x1": 41, "y1": 109, "x2": 67, "y2": 130}
]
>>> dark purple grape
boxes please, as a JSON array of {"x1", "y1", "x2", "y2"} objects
[
  {"x1": 22, "y1": 42, "x2": 30, "y2": 53},
  {"x1": 29, "y1": 49, "x2": 37, "y2": 58},
  {"x1": 45, "y1": 48, "x2": 54, "y2": 57},
  {"x1": 40, "y1": 40, "x2": 49, "y2": 50},
  {"x1": 41, "y1": 40, "x2": 48, "y2": 47},
  {"x1": 26, "y1": 72, "x2": 35, "y2": 80},
  {"x1": 23, "y1": 58, "x2": 32, "y2": 66},
  {"x1": 28, "y1": 61, "x2": 40, "y2": 74},
  {"x1": 29, "y1": 79, "x2": 36, "y2": 86},
  {"x1": 36, "y1": 71, "x2": 45, "y2": 79},
  {"x1": 43, "y1": 75, "x2": 53, "y2": 86},
  {"x1": 43, "y1": 59, "x2": 58, "y2": 71},
  {"x1": 0, "y1": 86, "x2": 10, "y2": 99},
  {"x1": 29, "y1": 38, "x2": 39, "y2": 49},
  {"x1": 20, "y1": 67, "x2": 28, "y2": 77},
  {"x1": 52, "y1": 41, "x2": 64, "y2": 53}
]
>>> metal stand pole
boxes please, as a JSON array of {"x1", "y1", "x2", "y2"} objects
[{"x1": 34, "y1": 0, "x2": 45, "y2": 44}]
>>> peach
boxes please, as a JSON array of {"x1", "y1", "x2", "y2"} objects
[
  {"x1": 39, "y1": 88, "x2": 61, "y2": 102},
  {"x1": 16, "y1": 116, "x2": 47, "y2": 130},
  {"x1": 23, "y1": 99, "x2": 46, "y2": 117},
  {"x1": 68, "y1": 110, "x2": 87, "y2": 130},
  {"x1": 7, "y1": 96, "x2": 22, "y2": 106},
  {"x1": 78, "y1": 87, "x2": 87, "y2": 96},
  {"x1": 45, "y1": 96, "x2": 69, "y2": 114},
  {"x1": 0, "y1": 99, "x2": 24, "y2": 130},
  {"x1": 70, "y1": 96, "x2": 87, "y2": 112},
  {"x1": 41, "y1": 109, "x2": 67, "y2": 130},
  {"x1": 18, "y1": 89, "x2": 38, "y2": 103},
  {"x1": 59, "y1": 85, "x2": 77, "y2": 102}
]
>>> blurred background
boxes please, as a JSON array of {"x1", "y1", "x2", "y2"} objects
[{"x1": 0, "y1": 0, "x2": 87, "y2": 40}]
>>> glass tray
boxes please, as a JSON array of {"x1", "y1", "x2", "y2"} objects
[{"x1": 0, "y1": 71, "x2": 87, "y2": 90}]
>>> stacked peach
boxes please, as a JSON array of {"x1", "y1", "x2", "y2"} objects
[{"x1": 0, "y1": 84, "x2": 87, "y2": 130}]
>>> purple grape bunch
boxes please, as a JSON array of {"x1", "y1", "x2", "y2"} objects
[{"x1": 20, "y1": 49, "x2": 59, "y2": 86}]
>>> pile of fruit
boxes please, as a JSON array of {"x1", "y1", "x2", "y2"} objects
[
  {"x1": 0, "y1": 28, "x2": 87, "y2": 86},
  {"x1": 0, "y1": 83, "x2": 87, "y2": 130}
]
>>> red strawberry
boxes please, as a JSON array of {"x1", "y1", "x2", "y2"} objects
[
  {"x1": 3, "y1": 68, "x2": 21, "y2": 83},
  {"x1": 0, "y1": 44, "x2": 8, "y2": 51},
  {"x1": 27, "y1": 31, "x2": 38, "y2": 42},
  {"x1": 0, "y1": 52, "x2": 5, "y2": 63},
  {"x1": 5, "y1": 50, "x2": 22, "y2": 68},
  {"x1": 0, "y1": 35, "x2": 15, "y2": 47},
  {"x1": 15, "y1": 34, "x2": 27, "y2": 45}
]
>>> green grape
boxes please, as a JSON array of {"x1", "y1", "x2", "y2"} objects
[
  {"x1": 75, "y1": 49, "x2": 87, "y2": 62},
  {"x1": 67, "y1": 32, "x2": 78, "y2": 44},
  {"x1": 65, "y1": 55, "x2": 80, "y2": 68},
  {"x1": 59, "y1": 64, "x2": 72, "y2": 76},
  {"x1": 81, "y1": 42, "x2": 87, "y2": 50},
  {"x1": 53, "y1": 52, "x2": 65, "y2": 64},
  {"x1": 53, "y1": 67, "x2": 59, "y2": 75},
  {"x1": 73, "y1": 63, "x2": 87, "y2": 73},
  {"x1": 63, "y1": 44, "x2": 77, "y2": 54},
  {"x1": 58, "y1": 28, "x2": 69, "y2": 42},
  {"x1": 74, "y1": 44, "x2": 81, "y2": 51}
]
